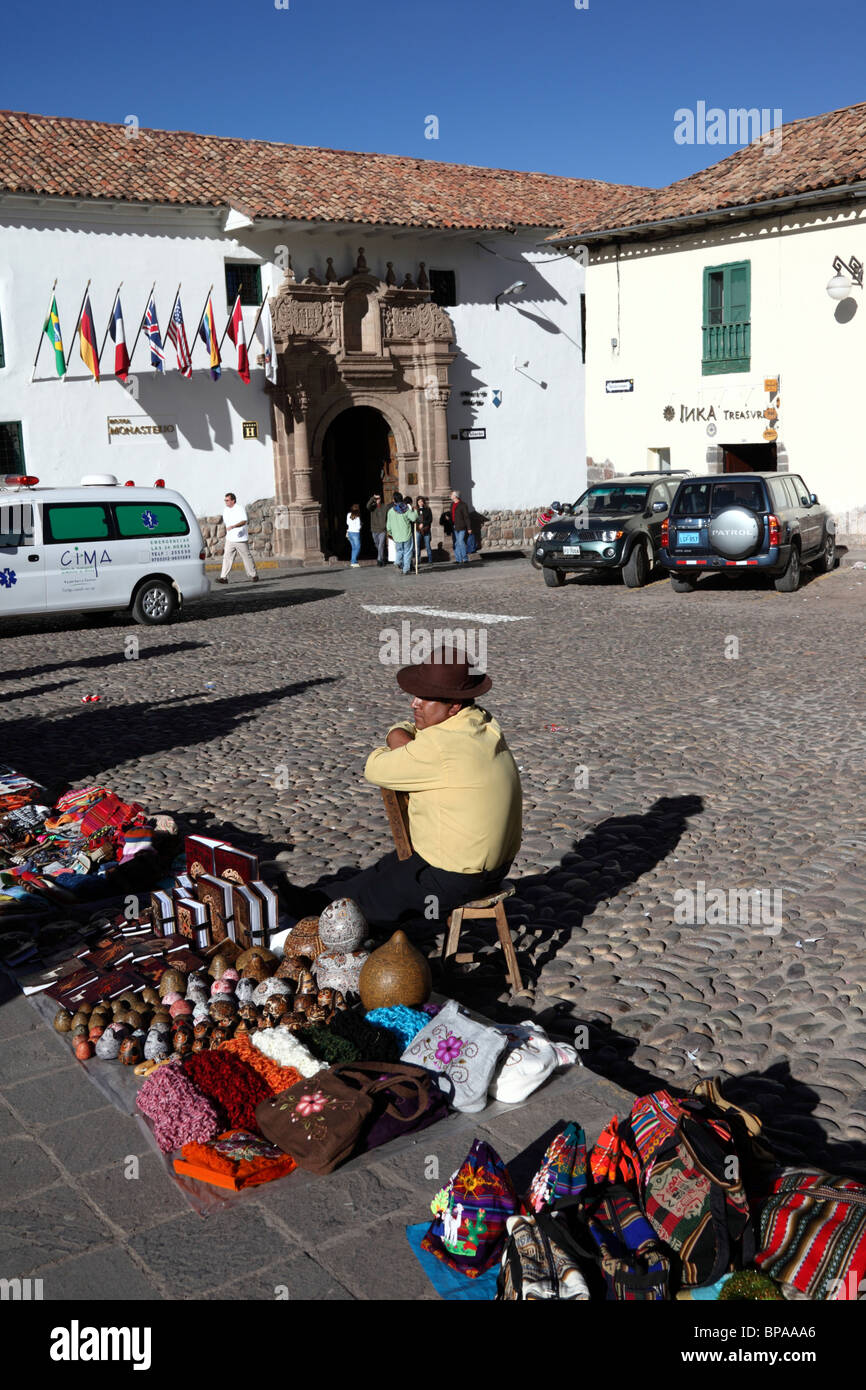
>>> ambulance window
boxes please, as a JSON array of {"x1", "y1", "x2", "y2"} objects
[
  {"x1": 0, "y1": 502, "x2": 33, "y2": 546},
  {"x1": 44, "y1": 504, "x2": 111, "y2": 543},
  {"x1": 114, "y1": 503, "x2": 189, "y2": 538}
]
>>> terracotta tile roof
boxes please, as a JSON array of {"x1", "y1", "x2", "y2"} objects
[
  {"x1": 0, "y1": 110, "x2": 646, "y2": 231},
  {"x1": 551, "y1": 101, "x2": 866, "y2": 240}
]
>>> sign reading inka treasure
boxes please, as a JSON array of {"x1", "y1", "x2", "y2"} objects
[
  {"x1": 107, "y1": 416, "x2": 176, "y2": 443},
  {"x1": 664, "y1": 403, "x2": 766, "y2": 424}
]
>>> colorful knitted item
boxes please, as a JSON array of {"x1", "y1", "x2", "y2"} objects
[
  {"x1": 328, "y1": 1010, "x2": 402, "y2": 1062},
  {"x1": 299, "y1": 1025, "x2": 361, "y2": 1065},
  {"x1": 217, "y1": 1034, "x2": 302, "y2": 1095},
  {"x1": 365, "y1": 1006, "x2": 431, "y2": 1050},
  {"x1": 136, "y1": 1059, "x2": 220, "y2": 1153},
  {"x1": 182, "y1": 1051, "x2": 272, "y2": 1132}
]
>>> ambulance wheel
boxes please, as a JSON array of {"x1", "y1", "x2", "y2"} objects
[{"x1": 132, "y1": 579, "x2": 177, "y2": 625}]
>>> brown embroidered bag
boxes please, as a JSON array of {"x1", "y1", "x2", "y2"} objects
[{"x1": 254, "y1": 1061, "x2": 440, "y2": 1175}]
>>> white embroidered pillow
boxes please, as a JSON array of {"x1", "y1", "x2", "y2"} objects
[{"x1": 400, "y1": 999, "x2": 507, "y2": 1113}]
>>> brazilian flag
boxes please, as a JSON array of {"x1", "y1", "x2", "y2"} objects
[{"x1": 43, "y1": 296, "x2": 66, "y2": 376}]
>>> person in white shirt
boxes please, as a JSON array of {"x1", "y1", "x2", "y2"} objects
[
  {"x1": 217, "y1": 492, "x2": 259, "y2": 584},
  {"x1": 346, "y1": 502, "x2": 362, "y2": 567}
]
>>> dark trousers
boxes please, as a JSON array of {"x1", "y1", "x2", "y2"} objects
[{"x1": 283, "y1": 851, "x2": 511, "y2": 934}]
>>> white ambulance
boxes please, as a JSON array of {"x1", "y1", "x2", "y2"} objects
[{"x1": 0, "y1": 474, "x2": 210, "y2": 625}]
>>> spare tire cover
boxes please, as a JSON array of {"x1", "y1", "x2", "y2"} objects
[{"x1": 708, "y1": 507, "x2": 762, "y2": 559}]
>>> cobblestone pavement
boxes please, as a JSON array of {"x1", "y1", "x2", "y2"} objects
[{"x1": 1, "y1": 551, "x2": 865, "y2": 1296}]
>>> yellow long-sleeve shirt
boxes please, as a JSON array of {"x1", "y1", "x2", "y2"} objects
[{"x1": 364, "y1": 704, "x2": 523, "y2": 874}]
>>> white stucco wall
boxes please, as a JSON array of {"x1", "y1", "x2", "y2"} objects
[
  {"x1": 584, "y1": 200, "x2": 866, "y2": 537},
  {"x1": 0, "y1": 197, "x2": 585, "y2": 518}
]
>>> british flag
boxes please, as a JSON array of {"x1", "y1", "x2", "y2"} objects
[
  {"x1": 167, "y1": 296, "x2": 192, "y2": 378},
  {"x1": 144, "y1": 297, "x2": 164, "y2": 372}
]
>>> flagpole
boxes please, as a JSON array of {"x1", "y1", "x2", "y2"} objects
[
  {"x1": 98, "y1": 283, "x2": 123, "y2": 364},
  {"x1": 189, "y1": 284, "x2": 214, "y2": 364},
  {"x1": 218, "y1": 293, "x2": 241, "y2": 353},
  {"x1": 65, "y1": 279, "x2": 92, "y2": 372},
  {"x1": 247, "y1": 287, "x2": 268, "y2": 345},
  {"x1": 127, "y1": 281, "x2": 156, "y2": 369},
  {"x1": 31, "y1": 278, "x2": 58, "y2": 382}
]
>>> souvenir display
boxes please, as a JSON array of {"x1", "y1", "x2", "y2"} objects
[
  {"x1": 359, "y1": 930, "x2": 432, "y2": 1010},
  {"x1": 364, "y1": 1006, "x2": 430, "y2": 1051},
  {"x1": 136, "y1": 1058, "x2": 221, "y2": 1153},
  {"x1": 173, "y1": 1130, "x2": 296, "y2": 1192},
  {"x1": 422, "y1": 1139, "x2": 518, "y2": 1277}
]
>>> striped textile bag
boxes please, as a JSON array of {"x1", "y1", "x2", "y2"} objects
[
  {"x1": 755, "y1": 1169, "x2": 866, "y2": 1300},
  {"x1": 526, "y1": 1122, "x2": 588, "y2": 1213},
  {"x1": 585, "y1": 1185, "x2": 670, "y2": 1300}
]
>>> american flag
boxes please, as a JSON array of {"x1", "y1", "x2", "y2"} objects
[
  {"x1": 144, "y1": 297, "x2": 164, "y2": 372},
  {"x1": 167, "y1": 296, "x2": 192, "y2": 378}
]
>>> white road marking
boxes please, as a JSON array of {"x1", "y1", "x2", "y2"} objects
[{"x1": 361, "y1": 604, "x2": 530, "y2": 624}]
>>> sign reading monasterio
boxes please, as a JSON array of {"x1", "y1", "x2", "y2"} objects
[{"x1": 107, "y1": 416, "x2": 176, "y2": 441}]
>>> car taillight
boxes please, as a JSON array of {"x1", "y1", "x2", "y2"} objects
[
  {"x1": 660, "y1": 517, "x2": 669, "y2": 549},
  {"x1": 768, "y1": 513, "x2": 781, "y2": 546}
]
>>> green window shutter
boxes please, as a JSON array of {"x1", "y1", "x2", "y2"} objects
[
  {"x1": 727, "y1": 263, "x2": 750, "y2": 322},
  {"x1": 702, "y1": 260, "x2": 750, "y2": 376}
]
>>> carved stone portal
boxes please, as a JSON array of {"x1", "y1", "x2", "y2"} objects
[{"x1": 268, "y1": 259, "x2": 456, "y2": 562}]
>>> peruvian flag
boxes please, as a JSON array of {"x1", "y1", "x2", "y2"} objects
[
  {"x1": 226, "y1": 295, "x2": 249, "y2": 383},
  {"x1": 108, "y1": 296, "x2": 130, "y2": 382}
]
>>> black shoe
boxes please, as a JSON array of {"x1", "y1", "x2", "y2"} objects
[{"x1": 216, "y1": 577, "x2": 228, "y2": 585}]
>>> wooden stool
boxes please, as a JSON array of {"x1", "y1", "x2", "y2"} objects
[
  {"x1": 442, "y1": 886, "x2": 522, "y2": 992},
  {"x1": 380, "y1": 788, "x2": 523, "y2": 993}
]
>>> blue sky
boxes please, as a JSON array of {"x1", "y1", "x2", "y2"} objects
[{"x1": 5, "y1": 0, "x2": 864, "y2": 189}]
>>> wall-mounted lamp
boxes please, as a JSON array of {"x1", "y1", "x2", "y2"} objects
[
  {"x1": 495, "y1": 280, "x2": 527, "y2": 310},
  {"x1": 826, "y1": 254, "x2": 863, "y2": 300}
]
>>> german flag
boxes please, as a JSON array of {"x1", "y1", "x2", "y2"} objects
[{"x1": 79, "y1": 294, "x2": 100, "y2": 381}]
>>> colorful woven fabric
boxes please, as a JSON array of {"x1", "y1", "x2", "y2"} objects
[
  {"x1": 217, "y1": 1034, "x2": 302, "y2": 1095},
  {"x1": 136, "y1": 1059, "x2": 220, "y2": 1153},
  {"x1": 422, "y1": 1139, "x2": 518, "y2": 1278},
  {"x1": 365, "y1": 1006, "x2": 430, "y2": 1050},
  {"x1": 526, "y1": 1122, "x2": 588, "y2": 1213},
  {"x1": 590, "y1": 1115, "x2": 641, "y2": 1187},
  {"x1": 755, "y1": 1169, "x2": 866, "y2": 1301},
  {"x1": 175, "y1": 1129, "x2": 296, "y2": 1190},
  {"x1": 587, "y1": 1185, "x2": 670, "y2": 1301},
  {"x1": 183, "y1": 1051, "x2": 272, "y2": 1132}
]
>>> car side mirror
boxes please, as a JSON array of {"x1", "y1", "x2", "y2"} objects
[
  {"x1": 652, "y1": 501, "x2": 668, "y2": 513},
  {"x1": 809, "y1": 493, "x2": 818, "y2": 506}
]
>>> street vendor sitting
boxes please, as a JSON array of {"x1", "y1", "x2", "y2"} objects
[{"x1": 281, "y1": 646, "x2": 523, "y2": 931}]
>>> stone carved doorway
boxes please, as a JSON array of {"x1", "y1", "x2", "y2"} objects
[
  {"x1": 268, "y1": 249, "x2": 456, "y2": 562},
  {"x1": 321, "y1": 405, "x2": 391, "y2": 559}
]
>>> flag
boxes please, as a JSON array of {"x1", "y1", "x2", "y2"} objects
[
  {"x1": 79, "y1": 294, "x2": 100, "y2": 382},
  {"x1": 43, "y1": 296, "x2": 66, "y2": 377},
  {"x1": 254, "y1": 299, "x2": 277, "y2": 385},
  {"x1": 166, "y1": 296, "x2": 192, "y2": 378},
  {"x1": 108, "y1": 296, "x2": 130, "y2": 381},
  {"x1": 144, "y1": 297, "x2": 164, "y2": 372},
  {"x1": 226, "y1": 295, "x2": 249, "y2": 383},
  {"x1": 198, "y1": 296, "x2": 221, "y2": 380}
]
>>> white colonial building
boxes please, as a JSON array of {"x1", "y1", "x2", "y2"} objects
[
  {"x1": 0, "y1": 112, "x2": 644, "y2": 561},
  {"x1": 551, "y1": 101, "x2": 866, "y2": 541}
]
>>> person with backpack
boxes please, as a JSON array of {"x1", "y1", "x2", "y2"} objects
[{"x1": 386, "y1": 491, "x2": 418, "y2": 575}]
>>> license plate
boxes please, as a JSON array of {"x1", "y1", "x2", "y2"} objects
[
  {"x1": 563, "y1": 545, "x2": 581, "y2": 555},
  {"x1": 677, "y1": 531, "x2": 701, "y2": 546}
]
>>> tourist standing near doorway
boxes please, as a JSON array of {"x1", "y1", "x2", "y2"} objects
[
  {"x1": 366, "y1": 491, "x2": 389, "y2": 566},
  {"x1": 217, "y1": 492, "x2": 259, "y2": 584},
  {"x1": 386, "y1": 492, "x2": 418, "y2": 575},
  {"x1": 347, "y1": 502, "x2": 362, "y2": 567},
  {"x1": 416, "y1": 496, "x2": 433, "y2": 564},
  {"x1": 450, "y1": 490, "x2": 471, "y2": 565}
]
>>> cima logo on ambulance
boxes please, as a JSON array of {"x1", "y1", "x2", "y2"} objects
[
  {"x1": 60, "y1": 545, "x2": 113, "y2": 577},
  {"x1": 49, "y1": 1321, "x2": 152, "y2": 1371}
]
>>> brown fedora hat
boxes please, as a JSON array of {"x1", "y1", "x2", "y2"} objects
[{"x1": 396, "y1": 644, "x2": 492, "y2": 701}]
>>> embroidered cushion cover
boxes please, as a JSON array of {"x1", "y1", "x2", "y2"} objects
[
  {"x1": 401, "y1": 999, "x2": 507, "y2": 1113},
  {"x1": 422, "y1": 1138, "x2": 517, "y2": 1277}
]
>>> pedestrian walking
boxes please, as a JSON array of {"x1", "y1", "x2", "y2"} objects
[
  {"x1": 346, "y1": 502, "x2": 362, "y2": 567},
  {"x1": 416, "y1": 496, "x2": 433, "y2": 564},
  {"x1": 449, "y1": 489, "x2": 471, "y2": 565},
  {"x1": 216, "y1": 491, "x2": 259, "y2": 584},
  {"x1": 366, "y1": 491, "x2": 389, "y2": 566},
  {"x1": 386, "y1": 491, "x2": 418, "y2": 575}
]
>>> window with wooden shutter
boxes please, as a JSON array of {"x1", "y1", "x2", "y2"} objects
[{"x1": 702, "y1": 261, "x2": 750, "y2": 375}]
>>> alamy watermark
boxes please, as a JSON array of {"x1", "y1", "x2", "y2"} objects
[
  {"x1": 674, "y1": 102, "x2": 783, "y2": 157},
  {"x1": 674, "y1": 880, "x2": 782, "y2": 928},
  {"x1": 379, "y1": 620, "x2": 487, "y2": 673}
]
